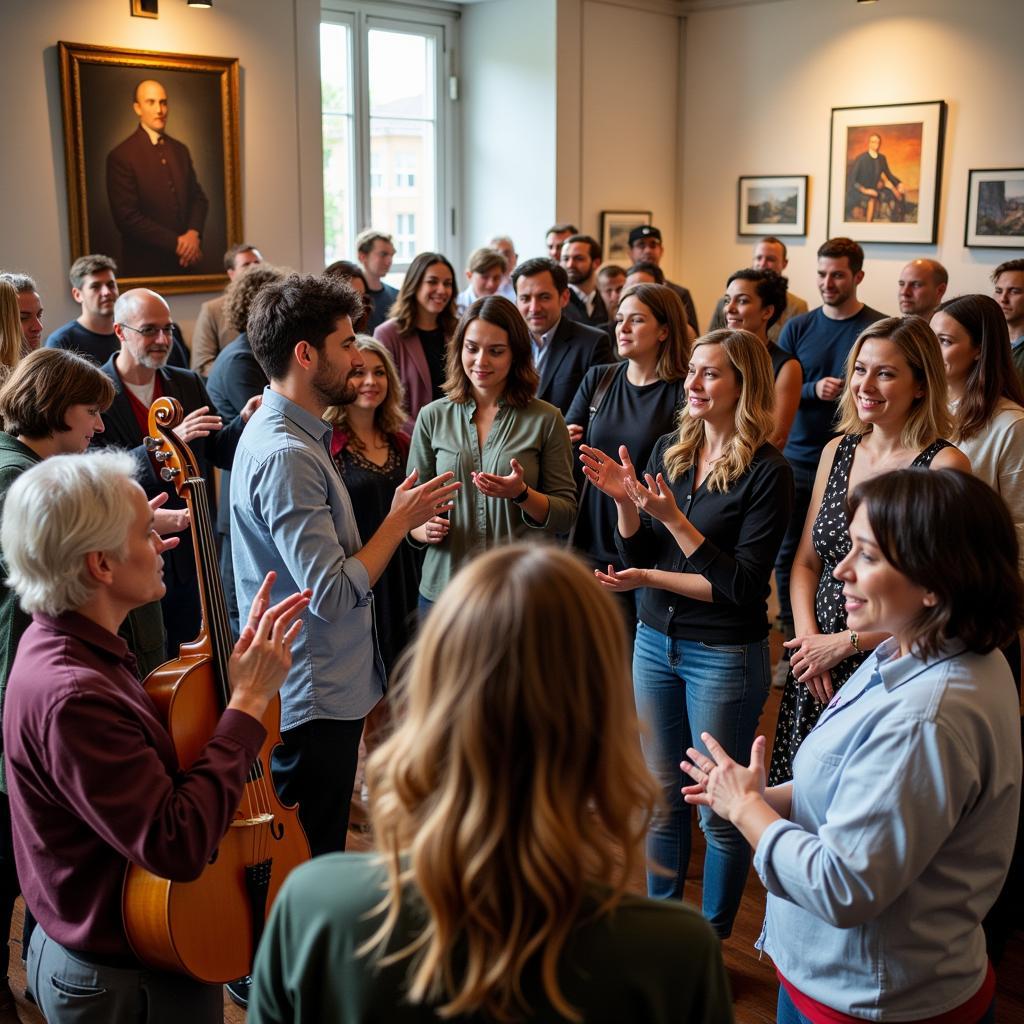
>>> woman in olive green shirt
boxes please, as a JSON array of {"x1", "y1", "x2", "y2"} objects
[{"x1": 407, "y1": 295, "x2": 576, "y2": 604}]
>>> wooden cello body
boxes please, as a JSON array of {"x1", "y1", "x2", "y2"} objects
[{"x1": 122, "y1": 397, "x2": 311, "y2": 983}]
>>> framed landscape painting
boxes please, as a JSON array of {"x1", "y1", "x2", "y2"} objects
[
  {"x1": 965, "y1": 168, "x2": 1024, "y2": 249},
  {"x1": 600, "y1": 211, "x2": 651, "y2": 264},
  {"x1": 827, "y1": 100, "x2": 946, "y2": 244},
  {"x1": 737, "y1": 175, "x2": 808, "y2": 237}
]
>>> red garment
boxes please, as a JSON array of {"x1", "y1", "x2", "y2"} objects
[
  {"x1": 3, "y1": 611, "x2": 264, "y2": 956},
  {"x1": 778, "y1": 964, "x2": 995, "y2": 1024},
  {"x1": 122, "y1": 369, "x2": 164, "y2": 436}
]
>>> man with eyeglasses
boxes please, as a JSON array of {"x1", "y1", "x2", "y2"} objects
[{"x1": 93, "y1": 288, "x2": 260, "y2": 656}]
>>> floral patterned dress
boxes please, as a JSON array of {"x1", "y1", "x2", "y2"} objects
[{"x1": 768, "y1": 433, "x2": 951, "y2": 784}]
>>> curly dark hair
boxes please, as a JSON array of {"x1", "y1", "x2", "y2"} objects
[
  {"x1": 848, "y1": 469, "x2": 1024, "y2": 658},
  {"x1": 223, "y1": 264, "x2": 287, "y2": 335},
  {"x1": 725, "y1": 268, "x2": 790, "y2": 329}
]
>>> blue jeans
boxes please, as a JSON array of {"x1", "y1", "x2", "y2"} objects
[
  {"x1": 633, "y1": 621, "x2": 770, "y2": 938},
  {"x1": 776, "y1": 985, "x2": 995, "y2": 1024}
]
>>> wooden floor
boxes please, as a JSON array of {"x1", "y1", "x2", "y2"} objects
[{"x1": 3, "y1": 634, "x2": 1021, "y2": 1022}]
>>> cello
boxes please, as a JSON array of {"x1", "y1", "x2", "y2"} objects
[{"x1": 122, "y1": 396, "x2": 311, "y2": 983}]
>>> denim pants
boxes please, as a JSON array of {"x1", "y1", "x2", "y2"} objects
[
  {"x1": 775, "y1": 985, "x2": 995, "y2": 1024},
  {"x1": 632, "y1": 621, "x2": 770, "y2": 938}
]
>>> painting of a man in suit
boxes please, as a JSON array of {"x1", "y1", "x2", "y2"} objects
[{"x1": 106, "y1": 80, "x2": 209, "y2": 278}]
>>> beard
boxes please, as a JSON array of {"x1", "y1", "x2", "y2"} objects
[{"x1": 312, "y1": 362, "x2": 358, "y2": 407}]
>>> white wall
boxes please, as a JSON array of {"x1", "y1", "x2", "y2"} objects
[
  {"x1": 0, "y1": 0, "x2": 322, "y2": 340},
  {"x1": 460, "y1": 0, "x2": 558, "y2": 264},
  {"x1": 680, "y1": 0, "x2": 1024, "y2": 326}
]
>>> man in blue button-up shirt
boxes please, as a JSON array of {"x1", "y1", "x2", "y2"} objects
[{"x1": 231, "y1": 274, "x2": 458, "y2": 858}]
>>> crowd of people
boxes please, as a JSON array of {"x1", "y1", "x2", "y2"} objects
[{"x1": 0, "y1": 225, "x2": 1021, "y2": 1024}]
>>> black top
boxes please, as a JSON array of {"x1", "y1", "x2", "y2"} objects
[
  {"x1": 417, "y1": 327, "x2": 447, "y2": 402},
  {"x1": 616, "y1": 436, "x2": 793, "y2": 644},
  {"x1": 335, "y1": 438, "x2": 419, "y2": 678},
  {"x1": 566, "y1": 363, "x2": 684, "y2": 567},
  {"x1": 366, "y1": 283, "x2": 399, "y2": 333},
  {"x1": 768, "y1": 341, "x2": 795, "y2": 380}
]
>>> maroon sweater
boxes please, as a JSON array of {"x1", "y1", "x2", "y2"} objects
[{"x1": 3, "y1": 611, "x2": 264, "y2": 956}]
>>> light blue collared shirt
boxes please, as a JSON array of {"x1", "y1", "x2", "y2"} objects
[
  {"x1": 530, "y1": 321, "x2": 559, "y2": 370},
  {"x1": 755, "y1": 639, "x2": 1020, "y2": 1019},
  {"x1": 230, "y1": 388, "x2": 384, "y2": 729}
]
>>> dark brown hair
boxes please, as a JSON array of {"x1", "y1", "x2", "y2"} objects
[
  {"x1": 817, "y1": 236, "x2": 865, "y2": 275},
  {"x1": 443, "y1": 296, "x2": 538, "y2": 408},
  {"x1": 848, "y1": 468, "x2": 1024, "y2": 658},
  {"x1": 69, "y1": 254, "x2": 117, "y2": 289},
  {"x1": 0, "y1": 348, "x2": 114, "y2": 437},
  {"x1": 222, "y1": 243, "x2": 259, "y2": 273},
  {"x1": 992, "y1": 257, "x2": 1024, "y2": 282},
  {"x1": 388, "y1": 252, "x2": 458, "y2": 337},
  {"x1": 616, "y1": 284, "x2": 690, "y2": 382},
  {"x1": 936, "y1": 294, "x2": 1024, "y2": 442}
]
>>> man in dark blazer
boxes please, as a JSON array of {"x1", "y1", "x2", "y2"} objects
[
  {"x1": 512, "y1": 257, "x2": 614, "y2": 415},
  {"x1": 93, "y1": 288, "x2": 258, "y2": 657},
  {"x1": 106, "y1": 80, "x2": 209, "y2": 278},
  {"x1": 562, "y1": 234, "x2": 610, "y2": 328}
]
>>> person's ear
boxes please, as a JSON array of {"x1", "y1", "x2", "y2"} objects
[
  {"x1": 85, "y1": 550, "x2": 115, "y2": 586},
  {"x1": 922, "y1": 590, "x2": 938, "y2": 608},
  {"x1": 294, "y1": 340, "x2": 316, "y2": 371}
]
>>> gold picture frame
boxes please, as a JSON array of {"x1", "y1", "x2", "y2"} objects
[{"x1": 58, "y1": 41, "x2": 242, "y2": 295}]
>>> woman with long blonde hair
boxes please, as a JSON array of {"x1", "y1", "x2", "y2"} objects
[
  {"x1": 249, "y1": 545, "x2": 731, "y2": 1022},
  {"x1": 768, "y1": 315, "x2": 969, "y2": 786},
  {"x1": 0, "y1": 280, "x2": 22, "y2": 375},
  {"x1": 580, "y1": 328, "x2": 793, "y2": 938}
]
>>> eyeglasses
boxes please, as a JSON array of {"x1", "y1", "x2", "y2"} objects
[{"x1": 118, "y1": 323, "x2": 177, "y2": 340}]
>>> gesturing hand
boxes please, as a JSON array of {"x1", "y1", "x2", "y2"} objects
[
  {"x1": 625, "y1": 472, "x2": 685, "y2": 527},
  {"x1": 472, "y1": 458, "x2": 525, "y2": 500},
  {"x1": 240, "y1": 394, "x2": 262, "y2": 422},
  {"x1": 390, "y1": 469, "x2": 461, "y2": 532},
  {"x1": 422, "y1": 514, "x2": 451, "y2": 545},
  {"x1": 175, "y1": 406, "x2": 223, "y2": 444},
  {"x1": 579, "y1": 444, "x2": 636, "y2": 503},
  {"x1": 681, "y1": 733, "x2": 767, "y2": 823},
  {"x1": 228, "y1": 572, "x2": 311, "y2": 720},
  {"x1": 593, "y1": 565, "x2": 648, "y2": 592},
  {"x1": 148, "y1": 492, "x2": 190, "y2": 536}
]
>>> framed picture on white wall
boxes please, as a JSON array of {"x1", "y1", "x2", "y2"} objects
[
  {"x1": 600, "y1": 211, "x2": 652, "y2": 265},
  {"x1": 737, "y1": 176, "x2": 808, "y2": 236},
  {"x1": 964, "y1": 168, "x2": 1024, "y2": 249},
  {"x1": 827, "y1": 100, "x2": 946, "y2": 245}
]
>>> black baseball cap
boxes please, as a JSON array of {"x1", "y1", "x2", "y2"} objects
[{"x1": 628, "y1": 225, "x2": 662, "y2": 246}]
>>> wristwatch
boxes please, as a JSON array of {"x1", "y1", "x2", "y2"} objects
[{"x1": 511, "y1": 485, "x2": 530, "y2": 505}]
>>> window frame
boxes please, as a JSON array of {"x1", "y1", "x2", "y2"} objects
[{"x1": 321, "y1": 0, "x2": 460, "y2": 274}]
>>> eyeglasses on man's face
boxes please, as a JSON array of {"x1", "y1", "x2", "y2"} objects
[{"x1": 118, "y1": 323, "x2": 177, "y2": 339}]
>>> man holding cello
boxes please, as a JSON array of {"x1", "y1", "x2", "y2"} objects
[{"x1": 0, "y1": 449, "x2": 309, "y2": 1023}]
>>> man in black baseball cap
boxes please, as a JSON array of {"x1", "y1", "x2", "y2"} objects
[{"x1": 628, "y1": 225, "x2": 699, "y2": 332}]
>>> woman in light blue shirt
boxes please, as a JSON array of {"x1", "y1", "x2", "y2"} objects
[{"x1": 683, "y1": 469, "x2": 1022, "y2": 1022}]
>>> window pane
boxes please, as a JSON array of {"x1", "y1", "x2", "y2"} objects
[
  {"x1": 368, "y1": 28, "x2": 436, "y2": 258},
  {"x1": 321, "y1": 22, "x2": 354, "y2": 264}
]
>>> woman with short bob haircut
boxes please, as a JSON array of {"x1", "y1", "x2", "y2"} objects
[
  {"x1": 250, "y1": 544, "x2": 732, "y2": 1024},
  {"x1": 770, "y1": 315, "x2": 969, "y2": 785},
  {"x1": 407, "y1": 296, "x2": 575, "y2": 609},
  {"x1": 374, "y1": 251, "x2": 459, "y2": 429},
  {"x1": 580, "y1": 329, "x2": 794, "y2": 939},
  {"x1": 685, "y1": 468, "x2": 1022, "y2": 1023}
]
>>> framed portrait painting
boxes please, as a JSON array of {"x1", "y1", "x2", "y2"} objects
[
  {"x1": 737, "y1": 175, "x2": 808, "y2": 237},
  {"x1": 965, "y1": 168, "x2": 1024, "y2": 249},
  {"x1": 58, "y1": 41, "x2": 242, "y2": 295},
  {"x1": 600, "y1": 211, "x2": 652, "y2": 265},
  {"x1": 827, "y1": 100, "x2": 946, "y2": 245}
]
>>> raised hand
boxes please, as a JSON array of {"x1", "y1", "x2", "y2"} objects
[
  {"x1": 175, "y1": 406, "x2": 223, "y2": 444},
  {"x1": 625, "y1": 472, "x2": 685, "y2": 527},
  {"x1": 681, "y1": 733, "x2": 766, "y2": 822},
  {"x1": 579, "y1": 444, "x2": 636, "y2": 503}
]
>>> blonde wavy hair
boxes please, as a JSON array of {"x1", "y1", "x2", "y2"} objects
[
  {"x1": 664, "y1": 329, "x2": 776, "y2": 492},
  {"x1": 0, "y1": 280, "x2": 22, "y2": 373},
  {"x1": 323, "y1": 336, "x2": 408, "y2": 439},
  {"x1": 363, "y1": 545, "x2": 660, "y2": 1021},
  {"x1": 834, "y1": 315, "x2": 952, "y2": 448}
]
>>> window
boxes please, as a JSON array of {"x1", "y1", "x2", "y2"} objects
[{"x1": 321, "y1": 3, "x2": 458, "y2": 271}]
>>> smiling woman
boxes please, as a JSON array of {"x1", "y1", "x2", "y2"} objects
[
  {"x1": 683, "y1": 468, "x2": 1022, "y2": 1023},
  {"x1": 769, "y1": 315, "x2": 970, "y2": 786}
]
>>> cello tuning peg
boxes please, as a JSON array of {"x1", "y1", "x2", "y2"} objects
[
  {"x1": 144, "y1": 436, "x2": 160, "y2": 452},
  {"x1": 160, "y1": 467, "x2": 180, "y2": 482},
  {"x1": 154, "y1": 450, "x2": 171, "y2": 462}
]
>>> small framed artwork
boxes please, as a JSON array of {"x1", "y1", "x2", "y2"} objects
[
  {"x1": 964, "y1": 168, "x2": 1024, "y2": 249},
  {"x1": 58, "y1": 41, "x2": 242, "y2": 295},
  {"x1": 827, "y1": 100, "x2": 946, "y2": 245},
  {"x1": 130, "y1": 0, "x2": 159, "y2": 17},
  {"x1": 737, "y1": 175, "x2": 808, "y2": 237},
  {"x1": 600, "y1": 211, "x2": 652, "y2": 265}
]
